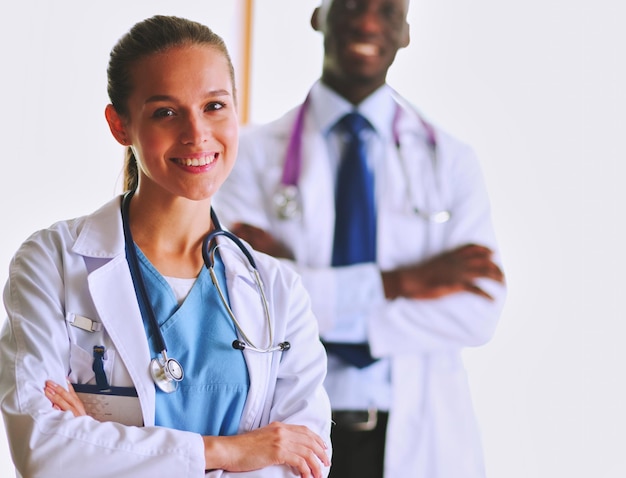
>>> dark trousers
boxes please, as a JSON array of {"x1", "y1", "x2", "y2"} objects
[{"x1": 329, "y1": 411, "x2": 388, "y2": 478}]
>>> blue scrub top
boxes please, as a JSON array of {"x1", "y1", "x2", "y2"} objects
[{"x1": 135, "y1": 247, "x2": 250, "y2": 436}]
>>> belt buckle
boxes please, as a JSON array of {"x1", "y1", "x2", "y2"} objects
[{"x1": 351, "y1": 408, "x2": 378, "y2": 432}]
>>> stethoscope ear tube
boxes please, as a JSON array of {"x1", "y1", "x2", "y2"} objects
[
  {"x1": 204, "y1": 217, "x2": 288, "y2": 354},
  {"x1": 204, "y1": 208, "x2": 257, "y2": 269},
  {"x1": 122, "y1": 191, "x2": 184, "y2": 393},
  {"x1": 122, "y1": 191, "x2": 167, "y2": 355}
]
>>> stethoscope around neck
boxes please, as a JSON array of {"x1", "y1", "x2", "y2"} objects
[
  {"x1": 273, "y1": 92, "x2": 451, "y2": 224},
  {"x1": 121, "y1": 191, "x2": 290, "y2": 394}
]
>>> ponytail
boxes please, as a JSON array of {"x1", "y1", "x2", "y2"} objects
[{"x1": 123, "y1": 146, "x2": 138, "y2": 192}]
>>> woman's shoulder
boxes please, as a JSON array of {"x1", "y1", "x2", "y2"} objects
[{"x1": 10, "y1": 197, "x2": 124, "y2": 266}]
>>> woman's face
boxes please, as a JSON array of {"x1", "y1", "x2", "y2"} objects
[{"x1": 112, "y1": 44, "x2": 239, "y2": 202}]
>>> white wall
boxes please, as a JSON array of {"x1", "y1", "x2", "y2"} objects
[{"x1": 1, "y1": 1, "x2": 624, "y2": 477}]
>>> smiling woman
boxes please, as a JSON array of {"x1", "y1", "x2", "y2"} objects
[
  {"x1": 0, "y1": 6, "x2": 253, "y2": 472},
  {"x1": 108, "y1": 41, "x2": 240, "y2": 208},
  {"x1": 0, "y1": 13, "x2": 331, "y2": 478}
]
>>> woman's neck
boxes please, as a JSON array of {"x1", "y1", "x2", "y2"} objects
[{"x1": 128, "y1": 189, "x2": 214, "y2": 278}]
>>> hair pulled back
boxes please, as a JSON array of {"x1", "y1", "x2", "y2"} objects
[{"x1": 107, "y1": 15, "x2": 236, "y2": 192}]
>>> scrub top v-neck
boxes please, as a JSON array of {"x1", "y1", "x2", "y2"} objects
[{"x1": 134, "y1": 246, "x2": 250, "y2": 436}]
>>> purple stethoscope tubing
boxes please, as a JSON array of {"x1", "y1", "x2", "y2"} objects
[{"x1": 274, "y1": 92, "x2": 451, "y2": 223}]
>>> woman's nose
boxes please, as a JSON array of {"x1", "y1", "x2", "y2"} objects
[{"x1": 180, "y1": 112, "x2": 208, "y2": 145}]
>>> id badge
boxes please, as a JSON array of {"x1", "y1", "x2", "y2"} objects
[{"x1": 71, "y1": 383, "x2": 143, "y2": 427}]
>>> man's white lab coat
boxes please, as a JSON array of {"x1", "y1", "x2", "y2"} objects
[{"x1": 216, "y1": 83, "x2": 507, "y2": 478}]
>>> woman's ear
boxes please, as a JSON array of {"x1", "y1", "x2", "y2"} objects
[{"x1": 105, "y1": 104, "x2": 130, "y2": 146}]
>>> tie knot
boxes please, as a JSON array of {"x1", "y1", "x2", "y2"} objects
[{"x1": 339, "y1": 112, "x2": 370, "y2": 137}]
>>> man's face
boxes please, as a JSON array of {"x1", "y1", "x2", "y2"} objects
[{"x1": 319, "y1": 0, "x2": 410, "y2": 96}]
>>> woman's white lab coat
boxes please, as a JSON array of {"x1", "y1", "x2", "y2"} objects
[
  {"x1": 0, "y1": 196, "x2": 331, "y2": 478},
  {"x1": 215, "y1": 83, "x2": 507, "y2": 478}
]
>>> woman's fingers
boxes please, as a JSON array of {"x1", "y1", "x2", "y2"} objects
[
  {"x1": 44, "y1": 380, "x2": 87, "y2": 417},
  {"x1": 205, "y1": 421, "x2": 330, "y2": 477}
]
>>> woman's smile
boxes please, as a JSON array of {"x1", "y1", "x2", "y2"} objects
[{"x1": 172, "y1": 152, "x2": 219, "y2": 168}]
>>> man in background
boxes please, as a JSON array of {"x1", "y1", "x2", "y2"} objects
[{"x1": 215, "y1": 0, "x2": 506, "y2": 476}]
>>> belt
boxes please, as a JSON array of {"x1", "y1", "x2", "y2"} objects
[{"x1": 332, "y1": 409, "x2": 388, "y2": 432}]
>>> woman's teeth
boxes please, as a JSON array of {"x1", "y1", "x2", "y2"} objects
[{"x1": 175, "y1": 154, "x2": 217, "y2": 167}]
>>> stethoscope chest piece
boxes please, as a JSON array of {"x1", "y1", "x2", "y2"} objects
[
  {"x1": 273, "y1": 184, "x2": 301, "y2": 220},
  {"x1": 150, "y1": 354, "x2": 184, "y2": 393}
]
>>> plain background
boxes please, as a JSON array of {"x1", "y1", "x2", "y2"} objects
[{"x1": 1, "y1": 1, "x2": 624, "y2": 477}]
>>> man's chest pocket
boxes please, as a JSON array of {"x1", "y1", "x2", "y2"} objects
[{"x1": 377, "y1": 208, "x2": 438, "y2": 269}]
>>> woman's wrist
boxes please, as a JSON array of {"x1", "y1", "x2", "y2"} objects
[{"x1": 203, "y1": 435, "x2": 225, "y2": 471}]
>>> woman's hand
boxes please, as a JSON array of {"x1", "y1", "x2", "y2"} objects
[
  {"x1": 203, "y1": 421, "x2": 330, "y2": 478},
  {"x1": 44, "y1": 381, "x2": 330, "y2": 476},
  {"x1": 44, "y1": 380, "x2": 87, "y2": 417}
]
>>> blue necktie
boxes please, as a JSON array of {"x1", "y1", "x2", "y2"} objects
[
  {"x1": 332, "y1": 112, "x2": 376, "y2": 266},
  {"x1": 325, "y1": 112, "x2": 378, "y2": 369}
]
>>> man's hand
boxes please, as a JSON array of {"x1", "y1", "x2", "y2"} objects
[
  {"x1": 381, "y1": 244, "x2": 505, "y2": 301},
  {"x1": 230, "y1": 222, "x2": 295, "y2": 260}
]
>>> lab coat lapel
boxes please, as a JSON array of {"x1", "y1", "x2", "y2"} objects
[
  {"x1": 298, "y1": 118, "x2": 335, "y2": 267},
  {"x1": 73, "y1": 198, "x2": 155, "y2": 426},
  {"x1": 87, "y1": 257, "x2": 155, "y2": 425}
]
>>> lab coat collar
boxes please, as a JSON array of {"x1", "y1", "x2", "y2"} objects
[
  {"x1": 310, "y1": 81, "x2": 397, "y2": 141},
  {"x1": 72, "y1": 195, "x2": 125, "y2": 258}
]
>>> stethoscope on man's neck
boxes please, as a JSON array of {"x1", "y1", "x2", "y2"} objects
[
  {"x1": 121, "y1": 190, "x2": 290, "y2": 394},
  {"x1": 273, "y1": 89, "x2": 451, "y2": 224}
]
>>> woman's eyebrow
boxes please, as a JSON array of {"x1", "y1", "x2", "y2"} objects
[{"x1": 145, "y1": 89, "x2": 232, "y2": 104}]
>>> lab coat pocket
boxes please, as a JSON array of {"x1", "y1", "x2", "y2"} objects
[
  {"x1": 66, "y1": 313, "x2": 117, "y2": 384},
  {"x1": 68, "y1": 341, "x2": 116, "y2": 385},
  {"x1": 378, "y1": 208, "x2": 429, "y2": 269}
]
